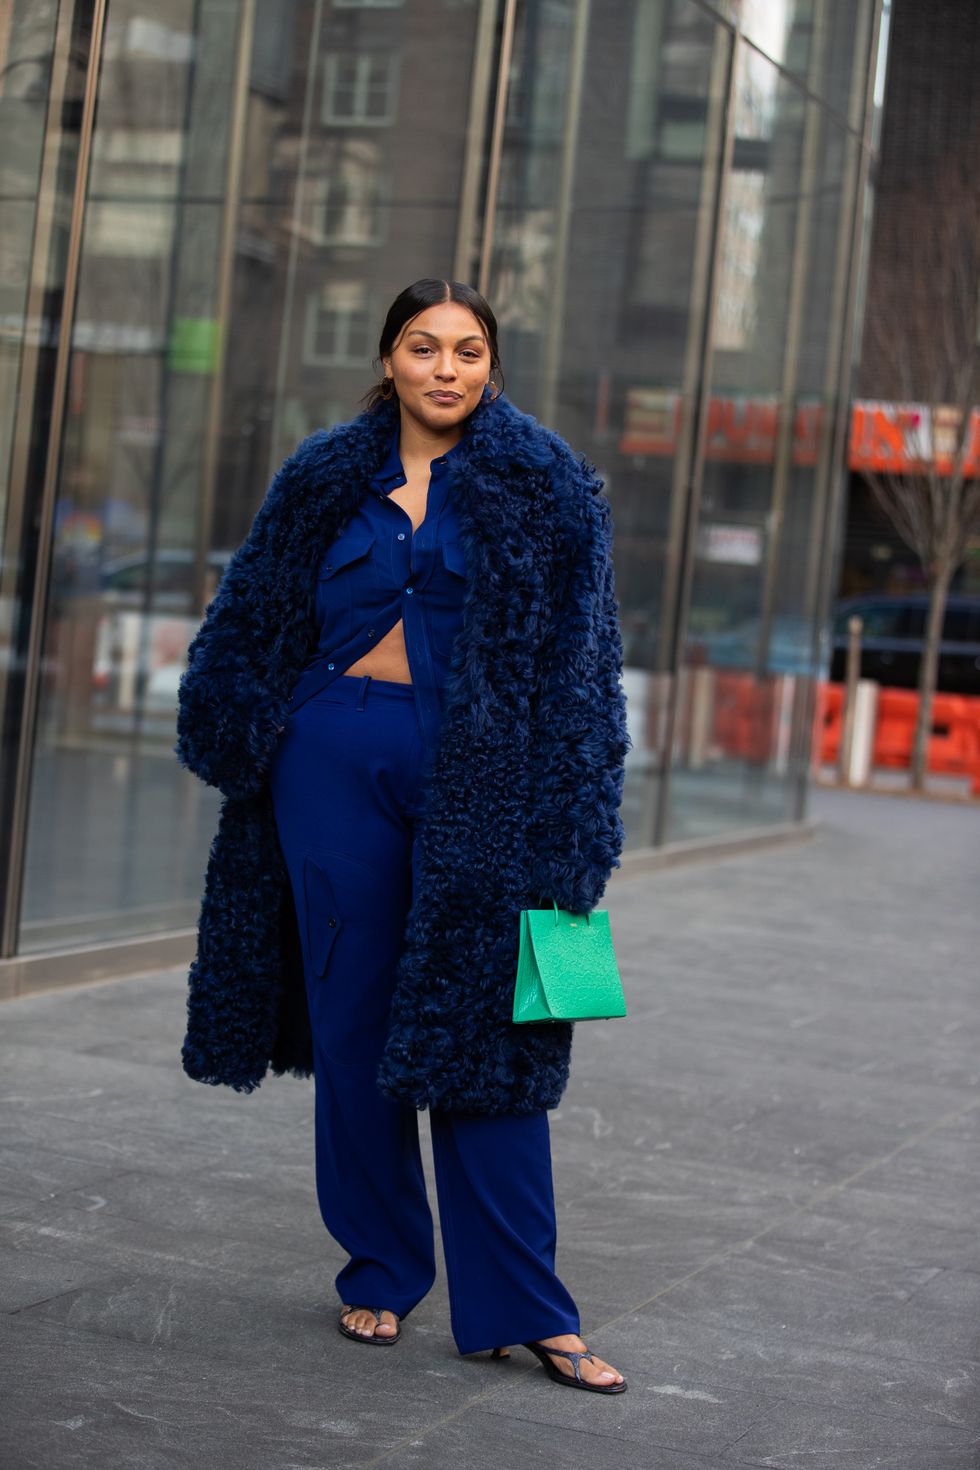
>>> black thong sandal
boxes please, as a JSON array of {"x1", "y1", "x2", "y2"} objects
[
  {"x1": 522, "y1": 1339, "x2": 627, "y2": 1393},
  {"x1": 338, "y1": 1304, "x2": 401, "y2": 1345}
]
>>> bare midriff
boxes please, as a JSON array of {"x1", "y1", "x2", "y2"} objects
[{"x1": 339, "y1": 475, "x2": 429, "y2": 686}]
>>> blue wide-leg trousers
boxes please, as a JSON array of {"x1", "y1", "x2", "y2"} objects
[{"x1": 268, "y1": 672, "x2": 581, "y2": 1354}]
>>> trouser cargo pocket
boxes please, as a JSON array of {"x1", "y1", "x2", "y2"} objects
[{"x1": 303, "y1": 853, "x2": 343, "y2": 980}]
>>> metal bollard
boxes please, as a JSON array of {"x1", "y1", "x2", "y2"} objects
[
  {"x1": 838, "y1": 615, "x2": 879, "y2": 786},
  {"x1": 838, "y1": 616, "x2": 862, "y2": 783}
]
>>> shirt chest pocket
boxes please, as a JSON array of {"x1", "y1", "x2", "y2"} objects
[
  {"x1": 441, "y1": 540, "x2": 468, "y2": 580},
  {"x1": 316, "y1": 529, "x2": 377, "y2": 644}
]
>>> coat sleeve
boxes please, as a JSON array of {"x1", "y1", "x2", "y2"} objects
[
  {"x1": 173, "y1": 433, "x2": 325, "y2": 801},
  {"x1": 529, "y1": 477, "x2": 633, "y2": 916}
]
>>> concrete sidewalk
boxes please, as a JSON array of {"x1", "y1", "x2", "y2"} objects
[{"x1": 2, "y1": 788, "x2": 979, "y2": 1469}]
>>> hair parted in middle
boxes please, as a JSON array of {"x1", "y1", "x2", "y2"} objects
[{"x1": 361, "y1": 277, "x2": 504, "y2": 412}]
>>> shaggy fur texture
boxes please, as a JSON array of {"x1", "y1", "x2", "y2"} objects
[{"x1": 175, "y1": 389, "x2": 631, "y2": 1116}]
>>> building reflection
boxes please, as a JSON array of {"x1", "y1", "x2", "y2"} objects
[{"x1": 0, "y1": 0, "x2": 882, "y2": 969}]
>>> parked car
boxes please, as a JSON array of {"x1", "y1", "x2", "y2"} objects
[
  {"x1": 99, "y1": 548, "x2": 233, "y2": 613},
  {"x1": 89, "y1": 549, "x2": 233, "y2": 715},
  {"x1": 690, "y1": 613, "x2": 819, "y2": 677},
  {"x1": 830, "y1": 594, "x2": 980, "y2": 696}
]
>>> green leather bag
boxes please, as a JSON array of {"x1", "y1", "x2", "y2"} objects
[{"x1": 512, "y1": 901, "x2": 627, "y2": 1024}]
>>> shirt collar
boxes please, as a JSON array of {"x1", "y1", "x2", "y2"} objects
[{"x1": 369, "y1": 426, "x2": 463, "y2": 497}]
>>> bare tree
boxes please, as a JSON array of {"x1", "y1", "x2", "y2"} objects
[{"x1": 859, "y1": 152, "x2": 980, "y2": 789}]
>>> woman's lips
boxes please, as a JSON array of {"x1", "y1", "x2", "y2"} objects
[{"x1": 428, "y1": 392, "x2": 461, "y2": 402}]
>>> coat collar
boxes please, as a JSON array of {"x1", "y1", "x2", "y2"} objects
[
  {"x1": 274, "y1": 392, "x2": 594, "y2": 611},
  {"x1": 332, "y1": 388, "x2": 562, "y2": 478},
  {"x1": 302, "y1": 389, "x2": 585, "y2": 511}
]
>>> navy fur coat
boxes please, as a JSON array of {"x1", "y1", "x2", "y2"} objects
[{"x1": 174, "y1": 390, "x2": 631, "y2": 1116}]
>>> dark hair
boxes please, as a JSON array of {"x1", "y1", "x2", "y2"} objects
[{"x1": 360, "y1": 278, "x2": 504, "y2": 412}]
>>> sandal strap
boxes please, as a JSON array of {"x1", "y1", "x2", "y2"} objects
[
  {"x1": 536, "y1": 1344, "x2": 594, "y2": 1381},
  {"x1": 341, "y1": 1304, "x2": 398, "y2": 1325}
]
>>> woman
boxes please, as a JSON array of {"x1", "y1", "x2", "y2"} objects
[{"x1": 175, "y1": 279, "x2": 630, "y2": 1392}]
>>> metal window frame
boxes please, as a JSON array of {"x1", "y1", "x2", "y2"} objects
[
  {"x1": 792, "y1": 0, "x2": 887, "y2": 820},
  {"x1": 651, "y1": 19, "x2": 740, "y2": 848},
  {"x1": 0, "y1": 0, "x2": 110, "y2": 960}
]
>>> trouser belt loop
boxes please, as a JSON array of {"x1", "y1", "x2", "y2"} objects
[{"x1": 356, "y1": 674, "x2": 371, "y2": 711}]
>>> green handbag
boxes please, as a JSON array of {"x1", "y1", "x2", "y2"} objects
[{"x1": 512, "y1": 901, "x2": 627, "y2": 1024}]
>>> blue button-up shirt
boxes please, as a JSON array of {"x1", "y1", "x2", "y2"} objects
[{"x1": 288, "y1": 427, "x2": 468, "y2": 764}]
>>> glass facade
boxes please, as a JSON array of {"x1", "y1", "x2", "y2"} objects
[{"x1": 0, "y1": 0, "x2": 884, "y2": 970}]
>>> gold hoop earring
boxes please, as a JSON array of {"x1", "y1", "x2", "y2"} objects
[{"x1": 379, "y1": 375, "x2": 395, "y2": 400}]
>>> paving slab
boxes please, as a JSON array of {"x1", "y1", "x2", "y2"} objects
[{"x1": 1, "y1": 786, "x2": 979, "y2": 1469}]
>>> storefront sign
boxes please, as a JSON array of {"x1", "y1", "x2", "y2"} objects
[
  {"x1": 620, "y1": 387, "x2": 823, "y2": 465},
  {"x1": 848, "y1": 401, "x2": 980, "y2": 476},
  {"x1": 697, "y1": 524, "x2": 763, "y2": 565},
  {"x1": 168, "y1": 316, "x2": 220, "y2": 375}
]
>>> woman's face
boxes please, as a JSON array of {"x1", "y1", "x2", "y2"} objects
[{"x1": 383, "y1": 302, "x2": 491, "y2": 435}]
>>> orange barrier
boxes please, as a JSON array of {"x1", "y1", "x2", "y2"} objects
[
  {"x1": 711, "y1": 673, "x2": 744, "y2": 759},
  {"x1": 816, "y1": 683, "x2": 844, "y2": 767},
  {"x1": 710, "y1": 672, "x2": 776, "y2": 761},
  {"x1": 815, "y1": 682, "x2": 980, "y2": 794},
  {"x1": 874, "y1": 689, "x2": 980, "y2": 793}
]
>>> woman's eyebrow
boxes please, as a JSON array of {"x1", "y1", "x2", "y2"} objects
[{"x1": 405, "y1": 329, "x2": 485, "y2": 345}]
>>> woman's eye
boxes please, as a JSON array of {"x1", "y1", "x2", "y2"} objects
[{"x1": 411, "y1": 346, "x2": 483, "y2": 359}]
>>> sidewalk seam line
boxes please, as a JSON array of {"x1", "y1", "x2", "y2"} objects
[
  {"x1": 353, "y1": 1091, "x2": 980, "y2": 1470},
  {"x1": 592, "y1": 1092, "x2": 980, "y2": 1323}
]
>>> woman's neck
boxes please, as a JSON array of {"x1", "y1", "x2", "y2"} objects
[{"x1": 397, "y1": 410, "x2": 464, "y2": 473}]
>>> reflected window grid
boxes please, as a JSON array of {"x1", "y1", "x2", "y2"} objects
[{"x1": 321, "y1": 51, "x2": 400, "y2": 126}]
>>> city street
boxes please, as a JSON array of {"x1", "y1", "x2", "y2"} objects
[{"x1": 1, "y1": 786, "x2": 978, "y2": 1469}]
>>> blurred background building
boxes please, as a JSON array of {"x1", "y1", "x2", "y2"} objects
[
  {"x1": 0, "y1": 0, "x2": 887, "y2": 993},
  {"x1": 837, "y1": 0, "x2": 980, "y2": 608}
]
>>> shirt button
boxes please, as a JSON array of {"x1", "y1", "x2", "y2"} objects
[
  {"x1": 406, "y1": 586, "x2": 414, "y2": 595},
  {"x1": 328, "y1": 917, "x2": 337, "y2": 928},
  {"x1": 327, "y1": 662, "x2": 335, "y2": 670},
  {"x1": 368, "y1": 629, "x2": 375, "y2": 637},
  {"x1": 397, "y1": 532, "x2": 406, "y2": 540}
]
